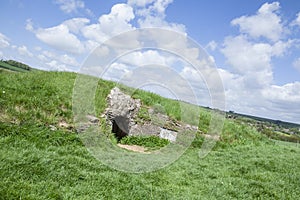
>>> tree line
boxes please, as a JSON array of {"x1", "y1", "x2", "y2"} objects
[{"x1": 0, "y1": 59, "x2": 31, "y2": 71}]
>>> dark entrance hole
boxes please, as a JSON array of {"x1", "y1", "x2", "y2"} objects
[{"x1": 112, "y1": 116, "x2": 129, "y2": 141}]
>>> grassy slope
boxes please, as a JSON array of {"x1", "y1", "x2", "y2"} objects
[{"x1": 0, "y1": 71, "x2": 300, "y2": 199}]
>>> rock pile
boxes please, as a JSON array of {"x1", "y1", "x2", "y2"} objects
[
  {"x1": 104, "y1": 87, "x2": 141, "y2": 140},
  {"x1": 104, "y1": 87, "x2": 198, "y2": 142}
]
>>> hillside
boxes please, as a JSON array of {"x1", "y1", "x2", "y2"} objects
[{"x1": 1, "y1": 70, "x2": 300, "y2": 199}]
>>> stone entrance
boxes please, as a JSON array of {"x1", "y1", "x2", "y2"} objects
[
  {"x1": 112, "y1": 116, "x2": 129, "y2": 141},
  {"x1": 104, "y1": 87, "x2": 141, "y2": 140}
]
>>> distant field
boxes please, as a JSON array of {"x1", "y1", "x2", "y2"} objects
[{"x1": 0, "y1": 70, "x2": 299, "y2": 199}]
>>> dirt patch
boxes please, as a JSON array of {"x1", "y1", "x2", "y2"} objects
[{"x1": 117, "y1": 144, "x2": 150, "y2": 153}]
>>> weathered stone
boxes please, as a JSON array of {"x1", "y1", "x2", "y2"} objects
[
  {"x1": 104, "y1": 87, "x2": 141, "y2": 138},
  {"x1": 159, "y1": 128, "x2": 177, "y2": 142},
  {"x1": 103, "y1": 87, "x2": 199, "y2": 143},
  {"x1": 130, "y1": 123, "x2": 161, "y2": 136}
]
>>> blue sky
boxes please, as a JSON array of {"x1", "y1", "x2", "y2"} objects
[{"x1": 0, "y1": 0, "x2": 300, "y2": 123}]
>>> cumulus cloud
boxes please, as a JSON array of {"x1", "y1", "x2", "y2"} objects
[
  {"x1": 59, "y1": 54, "x2": 79, "y2": 66},
  {"x1": 36, "y1": 24, "x2": 85, "y2": 54},
  {"x1": 82, "y1": 4, "x2": 135, "y2": 43},
  {"x1": 128, "y1": 0, "x2": 156, "y2": 7},
  {"x1": 62, "y1": 18, "x2": 90, "y2": 34},
  {"x1": 0, "y1": 33, "x2": 10, "y2": 48},
  {"x1": 102, "y1": 62, "x2": 131, "y2": 81},
  {"x1": 18, "y1": 45, "x2": 33, "y2": 57},
  {"x1": 218, "y1": 1, "x2": 300, "y2": 123},
  {"x1": 25, "y1": 19, "x2": 34, "y2": 31},
  {"x1": 261, "y1": 82, "x2": 300, "y2": 122},
  {"x1": 119, "y1": 50, "x2": 175, "y2": 66},
  {"x1": 130, "y1": 0, "x2": 186, "y2": 33},
  {"x1": 231, "y1": 2, "x2": 283, "y2": 42},
  {"x1": 222, "y1": 36, "x2": 272, "y2": 72},
  {"x1": 39, "y1": 50, "x2": 79, "y2": 67},
  {"x1": 291, "y1": 12, "x2": 300, "y2": 27},
  {"x1": 221, "y1": 35, "x2": 292, "y2": 87},
  {"x1": 206, "y1": 40, "x2": 217, "y2": 51},
  {"x1": 263, "y1": 82, "x2": 300, "y2": 103},
  {"x1": 46, "y1": 60, "x2": 69, "y2": 71},
  {"x1": 54, "y1": 0, "x2": 85, "y2": 13}
]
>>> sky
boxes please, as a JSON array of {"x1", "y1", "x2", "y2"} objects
[{"x1": 0, "y1": 0, "x2": 300, "y2": 124}]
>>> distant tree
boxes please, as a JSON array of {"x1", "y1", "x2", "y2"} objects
[{"x1": 5, "y1": 59, "x2": 31, "y2": 71}]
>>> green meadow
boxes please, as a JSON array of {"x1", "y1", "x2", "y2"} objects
[{"x1": 0, "y1": 70, "x2": 299, "y2": 199}]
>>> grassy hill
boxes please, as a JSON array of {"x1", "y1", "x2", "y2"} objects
[{"x1": 1, "y1": 70, "x2": 300, "y2": 199}]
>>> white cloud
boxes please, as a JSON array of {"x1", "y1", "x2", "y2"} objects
[
  {"x1": 40, "y1": 50, "x2": 79, "y2": 67},
  {"x1": 46, "y1": 60, "x2": 69, "y2": 71},
  {"x1": 18, "y1": 45, "x2": 33, "y2": 57},
  {"x1": 42, "y1": 50, "x2": 56, "y2": 58},
  {"x1": 291, "y1": 12, "x2": 300, "y2": 27},
  {"x1": 180, "y1": 66, "x2": 205, "y2": 84},
  {"x1": 83, "y1": 40, "x2": 100, "y2": 52},
  {"x1": 217, "y1": 2, "x2": 300, "y2": 122},
  {"x1": 130, "y1": 0, "x2": 186, "y2": 33},
  {"x1": 0, "y1": 33, "x2": 10, "y2": 48},
  {"x1": 54, "y1": 0, "x2": 84, "y2": 13},
  {"x1": 62, "y1": 18, "x2": 90, "y2": 34},
  {"x1": 98, "y1": 4, "x2": 135, "y2": 34},
  {"x1": 222, "y1": 35, "x2": 272, "y2": 73},
  {"x1": 128, "y1": 0, "x2": 156, "y2": 7},
  {"x1": 134, "y1": 0, "x2": 173, "y2": 16},
  {"x1": 271, "y1": 39, "x2": 293, "y2": 56},
  {"x1": 34, "y1": 46, "x2": 42, "y2": 51},
  {"x1": 221, "y1": 35, "x2": 292, "y2": 87},
  {"x1": 261, "y1": 82, "x2": 300, "y2": 122},
  {"x1": 206, "y1": 40, "x2": 217, "y2": 51},
  {"x1": 231, "y1": 2, "x2": 283, "y2": 42},
  {"x1": 102, "y1": 62, "x2": 131, "y2": 81},
  {"x1": 138, "y1": 15, "x2": 186, "y2": 33},
  {"x1": 119, "y1": 50, "x2": 174, "y2": 66},
  {"x1": 25, "y1": 19, "x2": 34, "y2": 31},
  {"x1": 293, "y1": 57, "x2": 300, "y2": 72},
  {"x1": 37, "y1": 54, "x2": 48, "y2": 62},
  {"x1": 263, "y1": 82, "x2": 300, "y2": 103},
  {"x1": 215, "y1": 67, "x2": 300, "y2": 123},
  {"x1": 59, "y1": 54, "x2": 79, "y2": 66},
  {"x1": 82, "y1": 4, "x2": 135, "y2": 43},
  {"x1": 36, "y1": 24, "x2": 84, "y2": 54}
]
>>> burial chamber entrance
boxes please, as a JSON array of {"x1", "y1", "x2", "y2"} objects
[
  {"x1": 111, "y1": 116, "x2": 129, "y2": 141},
  {"x1": 104, "y1": 87, "x2": 141, "y2": 141}
]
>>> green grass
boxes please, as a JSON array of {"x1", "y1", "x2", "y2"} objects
[
  {"x1": 261, "y1": 128, "x2": 300, "y2": 143},
  {"x1": 1, "y1": 70, "x2": 300, "y2": 199},
  {"x1": 120, "y1": 135, "x2": 170, "y2": 151}
]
